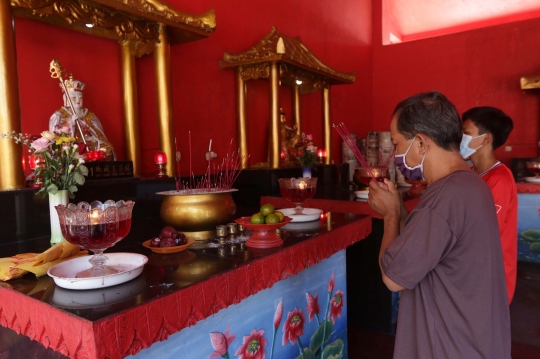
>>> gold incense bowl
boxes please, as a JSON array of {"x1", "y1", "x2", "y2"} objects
[{"x1": 157, "y1": 190, "x2": 237, "y2": 239}]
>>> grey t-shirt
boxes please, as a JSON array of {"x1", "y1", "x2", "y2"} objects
[{"x1": 381, "y1": 170, "x2": 511, "y2": 359}]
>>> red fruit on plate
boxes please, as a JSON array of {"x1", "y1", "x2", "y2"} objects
[
  {"x1": 175, "y1": 233, "x2": 187, "y2": 245},
  {"x1": 159, "y1": 226, "x2": 177, "y2": 239},
  {"x1": 160, "y1": 237, "x2": 176, "y2": 247},
  {"x1": 150, "y1": 237, "x2": 161, "y2": 247}
]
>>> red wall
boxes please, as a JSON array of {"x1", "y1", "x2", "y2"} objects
[
  {"x1": 14, "y1": 0, "x2": 372, "y2": 176},
  {"x1": 372, "y1": 1, "x2": 540, "y2": 166}
]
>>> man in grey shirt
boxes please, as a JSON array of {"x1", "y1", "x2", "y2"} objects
[{"x1": 368, "y1": 91, "x2": 511, "y2": 359}]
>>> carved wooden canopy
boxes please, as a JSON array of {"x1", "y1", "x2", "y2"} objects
[
  {"x1": 220, "y1": 26, "x2": 356, "y2": 94},
  {"x1": 11, "y1": 0, "x2": 216, "y2": 57}
]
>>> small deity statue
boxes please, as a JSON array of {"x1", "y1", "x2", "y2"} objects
[
  {"x1": 49, "y1": 74, "x2": 116, "y2": 161},
  {"x1": 279, "y1": 108, "x2": 300, "y2": 166}
]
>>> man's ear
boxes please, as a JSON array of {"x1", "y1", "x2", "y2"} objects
[
  {"x1": 484, "y1": 133, "x2": 493, "y2": 146},
  {"x1": 416, "y1": 134, "x2": 429, "y2": 154}
]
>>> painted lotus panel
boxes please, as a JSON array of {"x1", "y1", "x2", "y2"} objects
[
  {"x1": 129, "y1": 251, "x2": 348, "y2": 358},
  {"x1": 518, "y1": 194, "x2": 540, "y2": 263}
]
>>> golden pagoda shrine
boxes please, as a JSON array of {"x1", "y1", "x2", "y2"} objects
[{"x1": 220, "y1": 26, "x2": 355, "y2": 168}]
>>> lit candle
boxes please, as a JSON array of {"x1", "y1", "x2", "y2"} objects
[
  {"x1": 90, "y1": 209, "x2": 101, "y2": 225},
  {"x1": 90, "y1": 209, "x2": 103, "y2": 238}
]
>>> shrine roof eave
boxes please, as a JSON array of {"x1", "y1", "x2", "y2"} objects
[
  {"x1": 11, "y1": 0, "x2": 216, "y2": 46},
  {"x1": 220, "y1": 55, "x2": 356, "y2": 85}
]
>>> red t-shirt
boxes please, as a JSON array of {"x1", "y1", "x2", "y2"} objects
[{"x1": 481, "y1": 163, "x2": 518, "y2": 304}]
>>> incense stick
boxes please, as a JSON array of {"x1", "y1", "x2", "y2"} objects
[{"x1": 332, "y1": 122, "x2": 376, "y2": 180}]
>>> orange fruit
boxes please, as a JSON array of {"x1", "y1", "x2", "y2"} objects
[
  {"x1": 260, "y1": 203, "x2": 275, "y2": 217},
  {"x1": 265, "y1": 213, "x2": 280, "y2": 224},
  {"x1": 274, "y1": 211, "x2": 285, "y2": 222},
  {"x1": 250, "y1": 212, "x2": 265, "y2": 224}
]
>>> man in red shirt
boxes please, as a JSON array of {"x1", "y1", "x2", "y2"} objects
[{"x1": 461, "y1": 106, "x2": 517, "y2": 304}]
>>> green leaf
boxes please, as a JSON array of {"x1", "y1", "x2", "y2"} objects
[
  {"x1": 294, "y1": 348, "x2": 316, "y2": 359},
  {"x1": 321, "y1": 339, "x2": 343, "y2": 359},
  {"x1": 520, "y1": 229, "x2": 540, "y2": 242},
  {"x1": 68, "y1": 185, "x2": 78, "y2": 194},
  {"x1": 47, "y1": 184, "x2": 58, "y2": 195},
  {"x1": 73, "y1": 172, "x2": 85, "y2": 185},
  {"x1": 309, "y1": 320, "x2": 334, "y2": 352},
  {"x1": 530, "y1": 242, "x2": 540, "y2": 253},
  {"x1": 79, "y1": 164, "x2": 88, "y2": 176}
]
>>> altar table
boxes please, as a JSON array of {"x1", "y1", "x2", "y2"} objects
[{"x1": 0, "y1": 213, "x2": 371, "y2": 359}]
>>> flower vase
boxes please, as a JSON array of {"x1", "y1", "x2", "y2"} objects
[
  {"x1": 302, "y1": 167, "x2": 312, "y2": 178},
  {"x1": 49, "y1": 190, "x2": 69, "y2": 245}
]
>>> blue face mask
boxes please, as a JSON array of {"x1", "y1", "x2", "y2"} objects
[
  {"x1": 460, "y1": 134, "x2": 486, "y2": 159},
  {"x1": 394, "y1": 137, "x2": 426, "y2": 181}
]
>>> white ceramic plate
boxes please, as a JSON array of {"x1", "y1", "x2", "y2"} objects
[
  {"x1": 50, "y1": 274, "x2": 147, "y2": 309},
  {"x1": 48, "y1": 253, "x2": 148, "y2": 290},
  {"x1": 282, "y1": 220, "x2": 321, "y2": 231},
  {"x1": 524, "y1": 177, "x2": 540, "y2": 184},
  {"x1": 397, "y1": 182, "x2": 412, "y2": 188},
  {"x1": 279, "y1": 208, "x2": 323, "y2": 222},
  {"x1": 354, "y1": 190, "x2": 369, "y2": 199}
]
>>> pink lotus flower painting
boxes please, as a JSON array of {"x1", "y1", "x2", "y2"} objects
[
  {"x1": 282, "y1": 308, "x2": 305, "y2": 346},
  {"x1": 329, "y1": 290, "x2": 345, "y2": 324},
  {"x1": 209, "y1": 326, "x2": 236, "y2": 359},
  {"x1": 234, "y1": 329, "x2": 267, "y2": 359},
  {"x1": 206, "y1": 271, "x2": 345, "y2": 359}
]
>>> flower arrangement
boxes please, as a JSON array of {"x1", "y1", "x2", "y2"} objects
[
  {"x1": 295, "y1": 133, "x2": 319, "y2": 168},
  {"x1": 1, "y1": 126, "x2": 88, "y2": 197}
]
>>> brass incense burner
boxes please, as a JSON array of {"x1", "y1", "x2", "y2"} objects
[{"x1": 157, "y1": 190, "x2": 237, "y2": 240}]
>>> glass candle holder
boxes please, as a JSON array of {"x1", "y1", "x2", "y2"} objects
[{"x1": 55, "y1": 200, "x2": 135, "y2": 278}]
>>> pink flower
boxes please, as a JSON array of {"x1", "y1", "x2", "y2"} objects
[
  {"x1": 274, "y1": 300, "x2": 283, "y2": 329},
  {"x1": 282, "y1": 308, "x2": 305, "y2": 345},
  {"x1": 209, "y1": 326, "x2": 236, "y2": 358},
  {"x1": 306, "y1": 293, "x2": 320, "y2": 322},
  {"x1": 328, "y1": 272, "x2": 335, "y2": 293},
  {"x1": 234, "y1": 329, "x2": 267, "y2": 359},
  {"x1": 329, "y1": 290, "x2": 344, "y2": 323},
  {"x1": 306, "y1": 134, "x2": 313, "y2": 141},
  {"x1": 30, "y1": 138, "x2": 50, "y2": 153}
]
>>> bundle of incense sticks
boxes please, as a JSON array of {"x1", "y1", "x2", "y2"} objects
[
  {"x1": 174, "y1": 137, "x2": 247, "y2": 194},
  {"x1": 332, "y1": 122, "x2": 375, "y2": 180}
]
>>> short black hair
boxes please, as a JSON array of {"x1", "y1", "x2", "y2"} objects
[
  {"x1": 461, "y1": 107, "x2": 513, "y2": 150},
  {"x1": 393, "y1": 91, "x2": 462, "y2": 151}
]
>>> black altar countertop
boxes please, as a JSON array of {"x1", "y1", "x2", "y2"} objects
[{"x1": 0, "y1": 211, "x2": 372, "y2": 359}]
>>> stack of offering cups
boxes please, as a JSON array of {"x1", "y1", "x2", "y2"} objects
[
  {"x1": 366, "y1": 131, "x2": 379, "y2": 168},
  {"x1": 378, "y1": 131, "x2": 395, "y2": 182}
]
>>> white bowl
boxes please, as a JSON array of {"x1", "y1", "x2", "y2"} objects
[{"x1": 354, "y1": 190, "x2": 369, "y2": 199}]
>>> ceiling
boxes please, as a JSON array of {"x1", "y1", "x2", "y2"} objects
[{"x1": 385, "y1": 0, "x2": 540, "y2": 43}]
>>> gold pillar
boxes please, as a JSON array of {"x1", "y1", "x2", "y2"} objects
[
  {"x1": 235, "y1": 67, "x2": 248, "y2": 168},
  {"x1": 269, "y1": 62, "x2": 280, "y2": 168},
  {"x1": 120, "y1": 40, "x2": 141, "y2": 176},
  {"x1": 0, "y1": 2, "x2": 24, "y2": 190},
  {"x1": 154, "y1": 24, "x2": 175, "y2": 176},
  {"x1": 293, "y1": 84, "x2": 302, "y2": 136},
  {"x1": 322, "y1": 85, "x2": 331, "y2": 165}
]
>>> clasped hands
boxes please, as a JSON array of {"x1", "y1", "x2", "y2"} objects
[{"x1": 367, "y1": 178, "x2": 402, "y2": 219}]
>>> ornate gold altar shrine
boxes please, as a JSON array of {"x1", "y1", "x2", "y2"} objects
[
  {"x1": 0, "y1": 0, "x2": 216, "y2": 190},
  {"x1": 220, "y1": 27, "x2": 356, "y2": 168}
]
